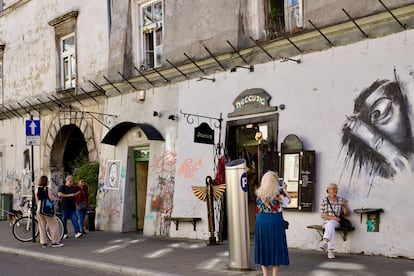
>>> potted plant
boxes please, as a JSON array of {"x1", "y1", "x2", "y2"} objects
[{"x1": 269, "y1": 7, "x2": 284, "y2": 38}]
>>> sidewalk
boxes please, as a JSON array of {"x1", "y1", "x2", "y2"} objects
[{"x1": 0, "y1": 221, "x2": 413, "y2": 275}]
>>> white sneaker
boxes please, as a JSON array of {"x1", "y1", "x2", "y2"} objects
[
  {"x1": 63, "y1": 234, "x2": 68, "y2": 239},
  {"x1": 320, "y1": 241, "x2": 328, "y2": 251},
  {"x1": 51, "y1": 242, "x2": 64, "y2": 248},
  {"x1": 328, "y1": 250, "x2": 335, "y2": 259},
  {"x1": 75, "y1": 232, "x2": 83, "y2": 238}
]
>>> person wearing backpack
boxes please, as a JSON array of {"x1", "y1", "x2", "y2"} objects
[{"x1": 35, "y1": 175, "x2": 64, "y2": 248}]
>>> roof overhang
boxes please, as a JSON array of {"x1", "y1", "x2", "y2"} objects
[{"x1": 101, "y1": 122, "x2": 164, "y2": 145}]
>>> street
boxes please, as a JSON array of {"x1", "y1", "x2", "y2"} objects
[{"x1": 0, "y1": 251, "x2": 114, "y2": 276}]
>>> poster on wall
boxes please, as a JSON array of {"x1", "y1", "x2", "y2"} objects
[
  {"x1": 20, "y1": 168, "x2": 32, "y2": 197},
  {"x1": 104, "y1": 160, "x2": 121, "y2": 190}
]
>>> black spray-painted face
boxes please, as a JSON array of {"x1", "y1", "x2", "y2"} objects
[
  {"x1": 341, "y1": 79, "x2": 412, "y2": 181},
  {"x1": 355, "y1": 80, "x2": 411, "y2": 149}
]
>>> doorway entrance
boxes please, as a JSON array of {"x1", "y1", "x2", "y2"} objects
[
  {"x1": 225, "y1": 114, "x2": 278, "y2": 235},
  {"x1": 134, "y1": 147, "x2": 149, "y2": 233}
]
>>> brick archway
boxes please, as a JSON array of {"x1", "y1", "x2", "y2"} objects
[{"x1": 42, "y1": 111, "x2": 98, "y2": 174}]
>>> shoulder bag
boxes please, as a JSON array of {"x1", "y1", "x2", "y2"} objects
[
  {"x1": 40, "y1": 188, "x2": 55, "y2": 217},
  {"x1": 327, "y1": 197, "x2": 353, "y2": 230}
]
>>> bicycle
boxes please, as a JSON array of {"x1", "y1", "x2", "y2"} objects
[{"x1": 12, "y1": 198, "x2": 64, "y2": 242}]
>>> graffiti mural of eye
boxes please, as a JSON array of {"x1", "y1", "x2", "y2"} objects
[{"x1": 370, "y1": 97, "x2": 392, "y2": 125}]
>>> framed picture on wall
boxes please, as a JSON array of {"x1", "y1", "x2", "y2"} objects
[
  {"x1": 104, "y1": 160, "x2": 121, "y2": 190},
  {"x1": 20, "y1": 169, "x2": 32, "y2": 197}
]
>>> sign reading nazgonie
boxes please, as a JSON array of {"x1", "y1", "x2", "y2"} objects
[
  {"x1": 104, "y1": 160, "x2": 121, "y2": 190},
  {"x1": 194, "y1": 122, "x2": 214, "y2": 144}
]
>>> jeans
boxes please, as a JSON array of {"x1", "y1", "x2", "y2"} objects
[
  {"x1": 61, "y1": 209, "x2": 80, "y2": 235},
  {"x1": 76, "y1": 208, "x2": 88, "y2": 233}
]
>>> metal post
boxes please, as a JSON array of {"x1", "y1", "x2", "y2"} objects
[
  {"x1": 225, "y1": 159, "x2": 250, "y2": 270},
  {"x1": 206, "y1": 176, "x2": 217, "y2": 245},
  {"x1": 30, "y1": 115, "x2": 36, "y2": 242}
]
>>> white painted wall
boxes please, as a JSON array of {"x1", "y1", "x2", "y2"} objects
[
  {"x1": 175, "y1": 30, "x2": 414, "y2": 258},
  {"x1": 97, "y1": 85, "x2": 180, "y2": 234}
]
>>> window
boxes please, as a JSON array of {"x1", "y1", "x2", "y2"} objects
[
  {"x1": 0, "y1": 45, "x2": 4, "y2": 105},
  {"x1": 60, "y1": 34, "x2": 76, "y2": 89},
  {"x1": 286, "y1": 0, "x2": 303, "y2": 33},
  {"x1": 265, "y1": 0, "x2": 285, "y2": 38},
  {"x1": 263, "y1": 0, "x2": 303, "y2": 39},
  {"x1": 140, "y1": 0, "x2": 163, "y2": 69},
  {"x1": 0, "y1": 58, "x2": 2, "y2": 105},
  {"x1": 48, "y1": 11, "x2": 78, "y2": 91}
]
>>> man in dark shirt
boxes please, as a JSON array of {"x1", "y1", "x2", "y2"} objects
[{"x1": 58, "y1": 175, "x2": 82, "y2": 238}]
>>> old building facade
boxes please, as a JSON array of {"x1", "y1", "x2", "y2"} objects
[{"x1": 1, "y1": 0, "x2": 414, "y2": 259}]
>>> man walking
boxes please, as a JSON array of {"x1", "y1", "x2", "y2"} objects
[{"x1": 58, "y1": 175, "x2": 83, "y2": 239}]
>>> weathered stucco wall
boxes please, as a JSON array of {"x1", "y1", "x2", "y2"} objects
[
  {"x1": 162, "y1": 0, "x2": 249, "y2": 65},
  {"x1": 0, "y1": 0, "x2": 109, "y2": 102},
  {"x1": 304, "y1": 0, "x2": 414, "y2": 28}
]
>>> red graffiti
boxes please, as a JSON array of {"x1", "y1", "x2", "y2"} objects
[{"x1": 177, "y1": 158, "x2": 203, "y2": 180}]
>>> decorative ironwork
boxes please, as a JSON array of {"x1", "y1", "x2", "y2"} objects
[
  {"x1": 60, "y1": 108, "x2": 118, "y2": 129},
  {"x1": 180, "y1": 110, "x2": 222, "y2": 129}
]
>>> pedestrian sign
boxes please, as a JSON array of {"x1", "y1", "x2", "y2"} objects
[{"x1": 26, "y1": 120, "x2": 40, "y2": 146}]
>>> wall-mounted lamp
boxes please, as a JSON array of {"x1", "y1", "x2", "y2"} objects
[
  {"x1": 197, "y1": 77, "x2": 215, "y2": 82},
  {"x1": 230, "y1": 65, "x2": 254, "y2": 72},
  {"x1": 168, "y1": 115, "x2": 177, "y2": 121},
  {"x1": 153, "y1": 111, "x2": 161, "y2": 117},
  {"x1": 281, "y1": 57, "x2": 301, "y2": 64}
]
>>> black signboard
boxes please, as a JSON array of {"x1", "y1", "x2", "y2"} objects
[
  {"x1": 300, "y1": 150, "x2": 315, "y2": 212},
  {"x1": 194, "y1": 123, "x2": 214, "y2": 144}
]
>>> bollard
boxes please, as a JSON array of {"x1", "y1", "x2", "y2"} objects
[{"x1": 225, "y1": 159, "x2": 250, "y2": 270}]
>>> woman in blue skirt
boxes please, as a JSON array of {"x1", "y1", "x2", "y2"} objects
[{"x1": 254, "y1": 171, "x2": 291, "y2": 276}]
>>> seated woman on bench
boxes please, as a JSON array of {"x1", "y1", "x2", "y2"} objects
[{"x1": 320, "y1": 183, "x2": 350, "y2": 259}]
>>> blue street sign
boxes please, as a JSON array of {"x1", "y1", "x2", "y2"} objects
[{"x1": 26, "y1": 120, "x2": 40, "y2": 136}]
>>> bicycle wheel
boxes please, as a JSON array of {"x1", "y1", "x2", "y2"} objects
[
  {"x1": 46, "y1": 216, "x2": 64, "y2": 241},
  {"x1": 12, "y1": 216, "x2": 39, "y2": 242}
]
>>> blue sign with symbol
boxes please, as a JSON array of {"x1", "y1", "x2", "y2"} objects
[
  {"x1": 240, "y1": 172, "x2": 248, "y2": 192},
  {"x1": 26, "y1": 120, "x2": 40, "y2": 136}
]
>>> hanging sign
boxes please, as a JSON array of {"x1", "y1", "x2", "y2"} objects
[{"x1": 194, "y1": 123, "x2": 214, "y2": 144}]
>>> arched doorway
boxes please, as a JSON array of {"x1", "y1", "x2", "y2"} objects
[
  {"x1": 51, "y1": 124, "x2": 89, "y2": 175},
  {"x1": 43, "y1": 112, "x2": 98, "y2": 188}
]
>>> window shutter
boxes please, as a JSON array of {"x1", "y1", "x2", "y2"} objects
[{"x1": 299, "y1": 150, "x2": 315, "y2": 212}]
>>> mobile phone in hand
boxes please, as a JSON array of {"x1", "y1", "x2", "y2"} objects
[
  {"x1": 278, "y1": 178, "x2": 283, "y2": 187},
  {"x1": 278, "y1": 178, "x2": 285, "y2": 195}
]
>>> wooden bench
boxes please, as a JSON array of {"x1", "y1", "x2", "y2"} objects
[
  {"x1": 307, "y1": 224, "x2": 355, "y2": 241},
  {"x1": 166, "y1": 217, "x2": 202, "y2": 231}
]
